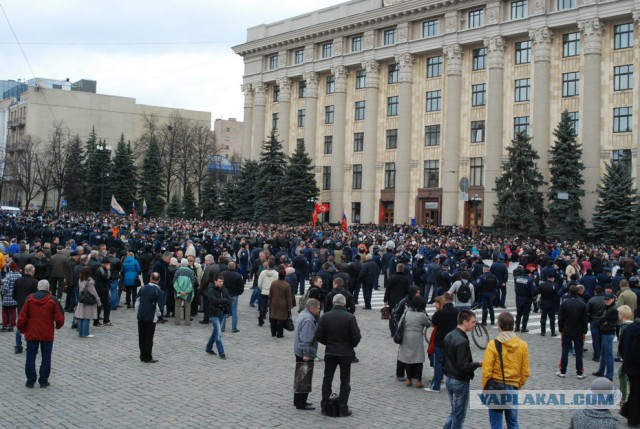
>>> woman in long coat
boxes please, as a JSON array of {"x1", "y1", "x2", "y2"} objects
[
  {"x1": 121, "y1": 252, "x2": 141, "y2": 308},
  {"x1": 268, "y1": 269, "x2": 293, "y2": 338},
  {"x1": 397, "y1": 295, "x2": 432, "y2": 388},
  {"x1": 75, "y1": 266, "x2": 100, "y2": 338}
]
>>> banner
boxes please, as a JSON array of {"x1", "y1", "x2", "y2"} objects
[
  {"x1": 315, "y1": 203, "x2": 329, "y2": 213},
  {"x1": 110, "y1": 195, "x2": 126, "y2": 216},
  {"x1": 341, "y1": 212, "x2": 349, "y2": 235}
]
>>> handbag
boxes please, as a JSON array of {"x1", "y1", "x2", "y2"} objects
[
  {"x1": 78, "y1": 289, "x2": 97, "y2": 305},
  {"x1": 483, "y1": 339, "x2": 507, "y2": 391},
  {"x1": 380, "y1": 305, "x2": 391, "y2": 320},
  {"x1": 285, "y1": 312, "x2": 295, "y2": 332},
  {"x1": 393, "y1": 309, "x2": 407, "y2": 344}
]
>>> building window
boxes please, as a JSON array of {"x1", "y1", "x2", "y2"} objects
[
  {"x1": 324, "y1": 136, "x2": 333, "y2": 154},
  {"x1": 425, "y1": 125, "x2": 441, "y2": 146},
  {"x1": 613, "y1": 107, "x2": 632, "y2": 133},
  {"x1": 269, "y1": 55, "x2": 278, "y2": 70},
  {"x1": 384, "y1": 28, "x2": 396, "y2": 45},
  {"x1": 562, "y1": 72, "x2": 580, "y2": 97},
  {"x1": 424, "y1": 160, "x2": 440, "y2": 188},
  {"x1": 326, "y1": 75, "x2": 335, "y2": 94},
  {"x1": 352, "y1": 164, "x2": 362, "y2": 189},
  {"x1": 353, "y1": 132, "x2": 364, "y2": 152},
  {"x1": 384, "y1": 162, "x2": 396, "y2": 189},
  {"x1": 322, "y1": 43, "x2": 332, "y2": 58},
  {"x1": 423, "y1": 19, "x2": 439, "y2": 38},
  {"x1": 426, "y1": 90, "x2": 442, "y2": 112},
  {"x1": 567, "y1": 111, "x2": 579, "y2": 135},
  {"x1": 273, "y1": 85, "x2": 280, "y2": 102},
  {"x1": 388, "y1": 63, "x2": 399, "y2": 84},
  {"x1": 427, "y1": 55, "x2": 443, "y2": 78},
  {"x1": 471, "y1": 121, "x2": 485, "y2": 143},
  {"x1": 563, "y1": 32, "x2": 580, "y2": 57},
  {"x1": 470, "y1": 157, "x2": 484, "y2": 186},
  {"x1": 352, "y1": 35, "x2": 363, "y2": 52},
  {"x1": 515, "y1": 40, "x2": 531, "y2": 64},
  {"x1": 514, "y1": 116, "x2": 530, "y2": 136},
  {"x1": 557, "y1": 0, "x2": 575, "y2": 10},
  {"x1": 472, "y1": 48, "x2": 486, "y2": 71},
  {"x1": 471, "y1": 84, "x2": 486, "y2": 107},
  {"x1": 352, "y1": 202, "x2": 361, "y2": 224},
  {"x1": 323, "y1": 167, "x2": 331, "y2": 190},
  {"x1": 271, "y1": 113, "x2": 279, "y2": 130},
  {"x1": 387, "y1": 96, "x2": 399, "y2": 116},
  {"x1": 511, "y1": 0, "x2": 527, "y2": 19},
  {"x1": 612, "y1": 149, "x2": 632, "y2": 175},
  {"x1": 299, "y1": 80, "x2": 307, "y2": 98},
  {"x1": 356, "y1": 69, "x2": 366, "y2": 89},
  {"x1": 294, "y1": 49, "x2": 304, "y2": 64},
  {"x1": 325, "y1": 105, "x2": 335, "y2": 124},
  {"x1": 297, "y1": 109, "x2": 306, "y2": 127},
  {"x1": 386, "y1": 129, "x2": 398, "y2": 149},
  {"x1": 355, "y1": 101, "x2": 366, "y2": 121},
  {"x1": 514, "y1": 78, "x2": 530, "y2": 102},
  {"x1": 614, "y1": 65, "x2": 633, "y2": 91},
  {"x1": 296, "y1": 138, "x2": 305, "y2": 149},
  {"x1": 614, "y1": 23, "x2": 634, "y2": 50},
  {"x1": 468, "y1": 9, "x2": 484, "y2": 28}
]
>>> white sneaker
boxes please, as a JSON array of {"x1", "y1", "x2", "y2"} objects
[
  {"x1": 576, "y1": 374, "x2": 586, "y2": 379},
  {"x1": 424, "y1": 387, "x2": 440, "y2": 393},
  {"x1": 555, "y1": 371, "x2": 566, "y2": 378},
  {"x1": 86, "y1": 335, "x2": 95, "y2": 338}
]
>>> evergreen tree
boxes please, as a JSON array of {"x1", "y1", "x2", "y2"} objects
[
  {"x1": 182, "y1": 186, "x2": 199, "y2": 219},
  {"x1": 200, "y1": 174, "x2": 219, "y2": 219},
  {"x1": 166, "y1": 194, "x2": 182, "y2": 218},
  {"x1": 217, "y1": 179, "x2": 238, "y2": 221},
  {"x1": 85, "y1": 133, "x2": 112, "y2": 212},
  {"x1": 591, "y1": 161, "x2": 636, "y2": 244},
  {"x1": 624, "y1": 204, "x2": 640, "y2": 248},
  {"x1": 493, "y1": 131, "x2": 546, "y2": 238},
  {"x1": 234, "y1": 159, "x2": 261, "y2": 222},
  {"x1": 110, "y1": 134, "x2": 138, "y2": 211},
  {"x1": 254, "y1": 131, "x2": 287, "y2": 223},
  {"x1": 62, "y1": 134, "x2": 86, "y2": 210},
  {"x1": 139, "y1": 136, "x2": 165, "y2": 216},
  {"x1": 547, "y1": 110, "x2": 585, "y2": 241},
  {"x1": 281, "y1": 141, "x2": 319, "y2": 224}
]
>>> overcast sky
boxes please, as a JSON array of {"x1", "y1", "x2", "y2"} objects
[{"x1": 0, "y1": 0, "x2": 346, "y2": 125}]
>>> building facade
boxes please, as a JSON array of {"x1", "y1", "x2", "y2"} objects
[{"x1": 233, "y1": 0, "x2": 640, "y2": 226}]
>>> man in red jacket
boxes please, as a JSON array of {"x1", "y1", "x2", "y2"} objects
[{"x1": 17, "y1": 280, "x2": 65, "y2": 388}]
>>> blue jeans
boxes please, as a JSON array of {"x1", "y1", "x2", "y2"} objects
[
  {"x1": 221, "y1": 296, "x2": 238, "y2": 331},
  {"x1": 250, "y1": 287, "x2": 260, "y2": 306},
  {"x1": 15, "y1": 328, "x2": 23, "y2": 350},
  {"x1": 481, "y1": 292, "x2": 496, "y2": 324},
  {"x1": 590, "y1": 324, "x2": 601, "y2": 361},
  {"x1": 25, "y1": 340, "x2": 53, "y2": 386},
  {"x1": 560, "y1": 334, "x2": 584, "y2": 375},
  {"x1": 110, "y1": 280, "x2": 119, "y2": 309},
  {"x1": 489, "y1": 385, "x2": 519, "y2": 429},
  {"x1": 431, "y1": 346, "x2": 444, "y2": 390},
  {"x1": 77, "y1": 319, "x2": 90, "y2": 337},
  {"x1": 597, "y1": 333, "x2": 614, "y2": 380},
  {"x1": 443, "y1": 377, "x2": 470, "y2": 429},
  {"x1": 295, "y1": 269, "x2": 306, "y2": 295},
  {"x1": 206, "y1": 316, "x2": 225, "y2": 355}
]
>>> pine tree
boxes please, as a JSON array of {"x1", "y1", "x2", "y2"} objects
[
  {"x1": 493, "y1": 131, "x2": 546, "y2": 238},
  {"x1": 166, "y1": 194, "x2": 182, "y2": 218},
  {"x1": 234, "y1": 159, "x2": 261, "y2": 222},
  {"x1": 591, "y1": 161, "x2": 636, "y2": 244},
  {"x1": 110, "y1": 134, "x2": 138, "y2": 211},
  {"x1": 200, "y1": 174, "x2": 219, "y2": 219},
  {"x1": 281, "y1": 141, "x2": 319, "y2": 224},
  {"x1": 547, "y1": 110, "x2": 585, "y2": 241},
  {"x1": 254, "y1": 131, "x2": 287, "y2": 223},
  {"x1": 182, "y1": 186, "x2": 199, "y2": 219},
  {"x1": 84, "y1": 131, "x2": 112, "y2": 212},
  {"x1": 624, "y1": 204, "x2": 640, "y2": 248},
  {"x1": 139, "y1": 136, "x2": 165, "y2": 216},
  {"x1": 217, "y1": 179, "x2": 238, "y2": 221},
  {"x1": 62, "y1": 134, "x2": 86, "y2": 210}
]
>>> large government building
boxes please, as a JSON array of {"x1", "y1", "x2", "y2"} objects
[{"x1": 233, "y1": 0, "x2": 639, "y2": 226}]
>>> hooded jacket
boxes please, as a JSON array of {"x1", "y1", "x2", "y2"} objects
[
  {"x1": 17, "y1": 291, "x2": 65, "y2": 342},
  {"x1": 481, "y1": 331, "x2": 530, "y2": 389}
]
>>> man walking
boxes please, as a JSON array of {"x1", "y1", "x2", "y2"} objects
[
  {"x1": 221, "y1": 261, "x2": 244, "y2": 333},
  {"x1": 137, "y1": 272, "x2": 163, "y2": 363},
  {"x1": 425, "y1": 292, "x2": 459, "y2": 393},
  {"x1": 557, "y1": 285, "x2": 589, "y2": 379},
  {"x1": 293, "y1": 298, "x2": 321, "y2": 410},
  {"x1": 17, "y1": 280, "x2": 65, "y2": 388},
  {"x1": 12, "y1": 264, "x2": 38, "y2": 354},
  {"x1": 592, "y1": 293, "x2": 617, "y2": 381},
  {"x1": 206, "y1": 274, "x2": 230, "y2": 359}
]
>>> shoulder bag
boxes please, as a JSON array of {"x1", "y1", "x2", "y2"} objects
[{"x1": 483, "y1": 339, "x2": 507, "y2": 391}]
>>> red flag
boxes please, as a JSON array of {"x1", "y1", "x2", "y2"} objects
[
  {"x1": 315, "y1": 203, "x2": 329, "y2": 213},
  {"x1": 312, "y1": 210, "x2": 318, "y2": 226},
  {"x1": 379, "y1": 204, "x2": 385, "y2": 224},
  {"x1": 341, "y1": 212, "x2": 349, "y2": 235}
]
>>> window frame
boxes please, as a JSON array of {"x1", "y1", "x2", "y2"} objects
[
  {"x1": 352, "y1": 164, "x2": 363, "y2": 190},
  {"x1": 273, "y1": 85, "x2": 280, "y2": 102},
  {"x1": 425, "y1": 125, "x2": 441, "y2": 147},
  {"x1": 325, "y1": 105, "x2": 335, "y2": 124},
  {"x1": 297, "y1": 109, "x2": 306, "y2": 127},
  {"x1": 614, "y1": 23, "x2": 634, "y2": 50},
  {"x1": 471, "y1": 83, "x2": 486, "y2": 107},
  {"x1": 514, "y1": 116, "x2": 530, "y2": 137},
  {"x1": 427, "y1": 55, "x2": 443, "y2": 78},
  {"x1": 426, "y1": 90, "x2": 442, "y2": 112},
  {"x1": 294, "y1": 49, "x2": 304, "y2": 65},
  {"x1": 322, "y1": 166, "x2": 331, "y2": 190},
  {"x1": 271, "y1": 113, "x2": 279, "y2": 131},
  {"x1": 323, "y1": 136, "x2": 333, "y2": 154},
  {"x1": 471, "y1": 120, "x2": 485, "y2": 143},
  {"x1": 514, "y1": 78, "x2": 531, "y2": 102},
  {"x1": 515, "y1": 40, "x2": 531, "y2": 64},
  {"x1": 470, "y1": 157, "x2": 484, "y2": 187},
  {"x1": 567, "y1": 111, "x2": 579, "y2": 135},
  {"x1": 353, "y1": 132, "x2": 364, "y2": 152},
  {"x1": 557, "y1": 0, "x2": 575, "y2": 10},
  {"x1": 614, "y1": 65, "x2": 633, "y2": 91},
  {"x1": 299, "y1": 80, "x2": 307, "y2": 98},
  {"x1": 423, "y1": 160, "x2": 440, "y2": 188},
  {"x1": 355, "y1": 69, "x2": 367, "y2": 89},
  {"x1": 322, "y1": 42, "x2": 333, "y2": 59},
  {"x1": 269, "y1": 55, "x2": 278, "y2": 70},
  {"x1": 351, "y1": 35, "x2": 363, "y2": 52},
  {"x1": 563, "y1": 32, "x2": 580, "y2": 58},
  {"x1": 472, "y1": 48, "x2": 487, "y2": 71},
  {"x1": 387, "y1": 96, "x2": 399, "y2": 117},
  {"x1": 562, "y1": 72, "x2": 580, "y2": 97},
  {"x1": 468, "y1": 8, "x2": 484, "y2": 28},
  {"x1": 388, "y1": 63, "x2": 400, "y2": 84},
  {"x1": 612, "y1": 149, "x2": 632, "y2": 175},
  {"x1": 422, "y1": 19, "x2": 439, "y2": 38},
  {"x1": 326, "y1": 75, "x2": 335, "y2": 94},
  {"x1": 511, "y1": 0, "x2": 527, "y2": 20},
  {"x1": 386, "y1": 129, "x2": 398, "y2": 150},
  {"x1": 384, "y1": 162, "x2": 396, "y2": 189},
  {"x1": 355, "y1": 100, "x2": 366, "y2": 121},
  {"x1": 383, "y1": 28, "x2": 396, "y2": 46},
  {"x1": 613, "y1": 107, "x2": 633, "y2": 133}
]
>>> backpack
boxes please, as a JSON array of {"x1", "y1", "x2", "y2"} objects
[{"x1": 457, "y1": 280, "x2": 471, "y2": 303}]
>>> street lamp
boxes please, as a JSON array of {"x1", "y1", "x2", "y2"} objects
[{"x1": 97, "y1": 143, "x2": 112, "y2": 212}]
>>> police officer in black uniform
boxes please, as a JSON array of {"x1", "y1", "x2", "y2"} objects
[{"x1": 514, "y1": 267, "x2": 537, "y2": 333}]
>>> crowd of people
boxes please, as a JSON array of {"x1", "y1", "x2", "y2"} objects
[{"x1": 2, "y1": 210, "x2": 640, "y2": 426}]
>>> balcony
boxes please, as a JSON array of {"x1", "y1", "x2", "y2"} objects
[{"x1": 9, "y1": 117, "x2": 25, "y2": 128}]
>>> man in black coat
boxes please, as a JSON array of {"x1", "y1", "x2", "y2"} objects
[
  {"x1": 221, "y1": 261, "x2": 244, "y2": 333},
  {"x1": 358, "y1": 254, "x2": 379, "y2": 310},
  {"x1": 619, "y1": 319, "x2": 640, "y2": 426},
  {"x1": 490, "y1": 255, "x2": 509, "y2": 308},
  {"x1": 13, "y1": 264, "x2": 38, "y2": 353},
  {"x1": 557, "y1": 285, "x2": 589, "y2": 378},
  {"x1": 384, "y1": 263, "x2": 411, "y2": 335},
  {"x1": 426, "y1": 292, "x2": 459, "y2": 393},
  {"x1": 324, "y1": 278, "x2": 355, "y2": 314},
  {"x1": 316, "y1": 293, "x2": 361, "y2": 417},
  {"x1": 137, "y1": 273, "x2": 163, "y2": 363},
  {"x1": 94, "y1": 259, "x2": 111, "y2": 327}
]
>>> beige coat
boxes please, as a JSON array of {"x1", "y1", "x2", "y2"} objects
[
  {"x1": 74, "y1": 278, "x2": 101, "y2": 320},
  {"x1": 268, "y1": 279, "x2": 293, "y2": 321}
]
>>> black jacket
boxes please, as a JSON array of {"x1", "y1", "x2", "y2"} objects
[
  {"x1": 598, "y1": 303, "x2": 618, "y2": 335},
  {"x1": 222, "y1": 270, "x2": 245, "y2": 297},
  {"x1": 431, "y1": 303, "x2": 459, "y2": 347},
  {"x1": 384, "y1": 272, "x2": 411, "y2": 307},
  {"x1": 13, "y1": 274, "x2": 38, "y2": 312},
  {"x1": 359, "y1": 260, "x2": 380, "y2": 284},
  {"x1": 137, "y1": 284, "x2": 163, "y2": 322},
  {"x1": 586, "y1": 296, "x2": 606, "y2": 323},
  {"x1": 324, "y1": 287, "x2": 355, "y2": 313},
  {"x1": 442, "y1": 328, "x2": 480, "y2": 381},
  {"x1": 207, "y1": 285, "x2": 230, "y2": 317},
  {"x1": 619, "y1": 321, "x2": 640, "y2": 376},
  {"x1": 94, "y1": 266, "x2": 110, "y2": 294},
  {"x1": 558, "y1": 296, "x2": 588, "y2": 336},
  {"x1": 315, "y1": 305, "x2": 361, "y2": 356}
]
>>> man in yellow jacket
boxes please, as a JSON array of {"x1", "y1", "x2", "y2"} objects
[{"x1": 482, "y1": 311, "x2": 530, "y2": 429}]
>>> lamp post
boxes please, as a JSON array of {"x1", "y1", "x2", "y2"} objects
[{"x1": 97, "y1": 143, "x2": 112, "y2": 212}]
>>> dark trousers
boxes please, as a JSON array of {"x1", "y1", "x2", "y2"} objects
[
  {"x1": 322, "y1": 354, "x2": 352, "y2": 412},
  {"x1": 540, "y1": 304, "x2": 556, "y2": 334},
  {"x1": 362, "y1": 283, "x2": 373, "y2": 309},
  {"x1": 201, "y1": 295, "x2": 211, "y2": 322},
  {"x1": 294, "y1": 355, "x2": 312, "y2": 408},
  {"x1": 270, "y1": 319, "x2": 285, "y2": 337},
  {"x1": 125, "y1": 286, "x2": 138, "y2": 307},
  {"x1": 25, "y1": 340, "x2": 53, "y2": 386},
  {"x1": 621, "y1": 375, "x2": 640, "y2": 425},
  {"x1": 63, "y1": 284, "x2": 75, "y2": 312},
  {"x1": 560, "y1": 334, "x2": 584, "y2": 375},
  {"x1": 258, "y1": 295, "x2": 268, "y2": 324},
  {"x1": 50, "y1": 277, "x2": 65, "y2": 301},
  {"x1": 480, "y1": 292, "x2": 495, "y2": 324},
  {"x1": 96, "y1": 291, "x2": 110, "y2": 324},
  {"x1": 515, "y1": 301, "x2": 531, "y2": 330},
  {"x1": 137, "y1": 320, "x2": 156, "y2": 362}
]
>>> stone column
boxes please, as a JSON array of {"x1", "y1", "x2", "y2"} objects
[
  {"x1": 395, "y1": 52, "x2": 414, "y2": 225},
  {"x1": 276, "y1": 77, "x2": 292, "y2": 155},
  {"x1": 361, "y1": 60, "x2": 380, "y2": 224},
  {"x1": 578, "y1": 18, "x2": 603, "y2": 225},
  {"x1": 634, "y1": 12, "x2": 640, "y2": 190},
  {"x1": 241, "y1": 83, "x2": 253, "y2": 160},
  {"x1": 252, "y1": 82, "x2": 267, "y2": 160},
  {"x1": 484, "y1": 36, "x2": 505, "y2": 226},
  {"x1": 441, "y1": 44, "x2": 463, "y2": 226},
  {"x1": 530, "y1": 27, "x2": 553, "y2": 186},
  {"x1": 303, "y1": 72, "x2": 319, "y2": 161},
  {"x1": 329, "y1": 66, "x2": 348, "y2": 223}
]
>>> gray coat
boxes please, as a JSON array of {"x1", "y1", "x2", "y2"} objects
[
  {"x1": 569, "y1": 409, "x2": 619, "y2": 429},
  {"x1": 397, "y1": 309, "x2": 432, "y2": 364},
  {"x1": 294, "y1": 308, "x2": 318, "y2": 359},
  {"x1": 74, "y1": 278, "x2": 100, "y2": 320}
]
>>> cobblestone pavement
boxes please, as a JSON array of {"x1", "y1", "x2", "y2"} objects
[{"x1": 0, "y1": 278, "x2": 629, "y2": 429}]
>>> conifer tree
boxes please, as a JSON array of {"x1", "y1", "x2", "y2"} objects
[
  {"x1": 182, "y1": 186, "x2": 199, "y2": 219},
  {"x1": 591, "y1": 161, "x2": 636, "y2": 244},
  {"x1": 217, "y1": 179, "x2": 238, "y2": 221},
  {"x1": 254, "y1": 131, "x2": 287, "y2": 223},
  {"x1": 547, "y1": 110, "x2": 585, "y2": 241},
  {"x1": 110, "y1": 134, "x2": 137, "y2": 211},
  {"x1": 166, "y1": 194, "x2": 182, "y2": 218},
  {"x1": 493, "y1": 131, "x2": 546, "y2": 238},
  {"x1": 281, "y1": 141, "x2": 319, "y2": 224},
  {"x1": 84, "y1": 132, "x2": 111, "y2": 212},
  {"x1": 200, "y1": 174, "x2": 219, "y2": 219},
  {"x1": 62, "y1": 134, "x2": 86, "y2": 210},
  {"x1": 234, "y1": 159, "x2": 261, "y2": 222},
  {"x1": 139, "y1": 136, "x2": 165, "y2": 216}
]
